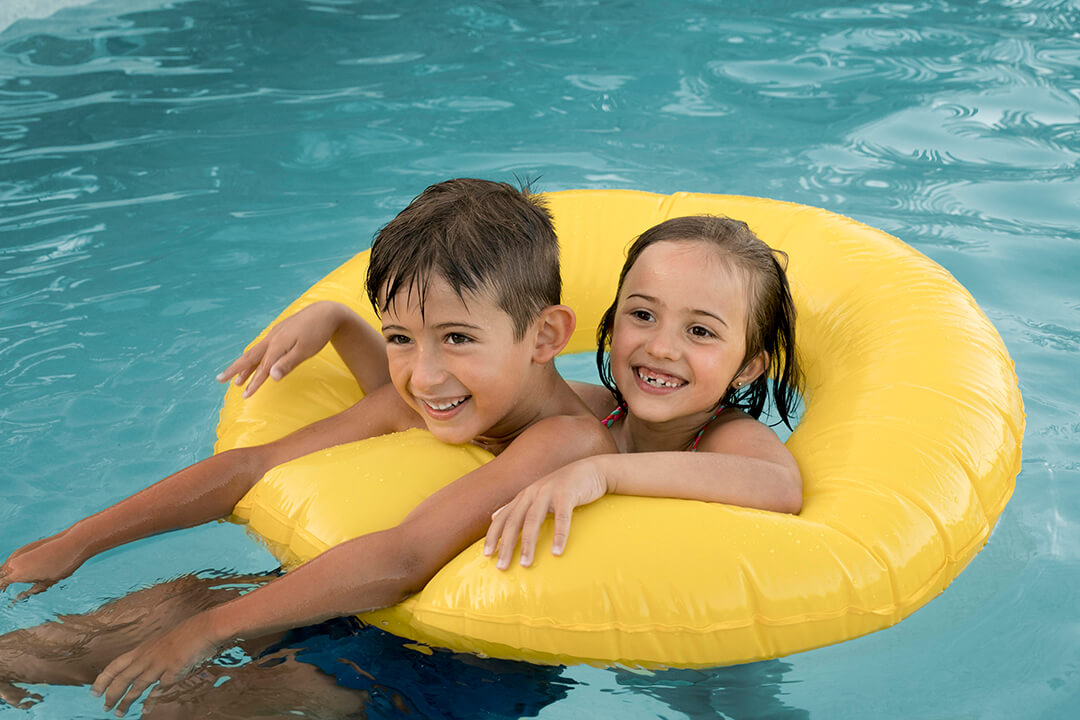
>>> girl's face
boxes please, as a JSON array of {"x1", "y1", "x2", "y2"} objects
[{"x1": 609, "y1": 240, "x2": 763, "y2": 426}]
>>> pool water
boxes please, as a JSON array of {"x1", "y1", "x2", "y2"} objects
[{"x1": 1, "y1": 0, "x2": 1076, "y2": 717}]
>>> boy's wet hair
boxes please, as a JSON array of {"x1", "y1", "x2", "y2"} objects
[
  {"x1": 365, "y1": 179, "x2": 561, "y2": 339},
  {"x1": 596, "y1": 215, "x2": 802, "y2": 429}
]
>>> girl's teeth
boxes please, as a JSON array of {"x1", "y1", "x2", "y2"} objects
[{"x1": 638, "y1": 369, "x2": 681, "y2": 388}]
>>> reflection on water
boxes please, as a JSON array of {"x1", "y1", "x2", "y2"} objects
[{"x1": 615, "y1": 662, "x2": 807, "y2": 720}]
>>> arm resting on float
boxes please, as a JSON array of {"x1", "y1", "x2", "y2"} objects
[
  {"x1": 601, "y1": 416, "x2": 801, "y2": 513},
  {"x1": 0, "y1": 385, "x2": 414, "y2": 597},
  {"x1": 204, "y1": 414, "x2": 613, "y2": 633},
  {"x1": 92, "y1": 414, "x2": 613, "y2": 714},
  {"x1": 327, "y1": 304, "x2": 392, "y2": 393},
  {"x1": 596, "y1": 451, "x2": 801, "y2": 514},
  {"x1": 71, "y1": 384, "x2": 415, "y2": 554}
]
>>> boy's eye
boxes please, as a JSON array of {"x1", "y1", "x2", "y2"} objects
[
  {"x1": 446, "y1": 333, "x2": 472, "y2": 345},
  {"x1": 385, "y1": 334, "x2": 411, "y2": 345}
]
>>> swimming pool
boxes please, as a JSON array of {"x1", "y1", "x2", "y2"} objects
[{"x1": 1, "y1": 0, "x2": 1075, "y2": 717}]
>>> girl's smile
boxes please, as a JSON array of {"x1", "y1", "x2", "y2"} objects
[{"x1": 610, "y1": 240, "x2": 761, "y2": 435}]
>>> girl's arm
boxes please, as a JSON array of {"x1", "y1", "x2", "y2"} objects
[
  {"x1": 217, "y1": 301, "x2": 391, "y2": 397},
  {"x1": 91, "y1": 414, "x2": 613, "y2": 716},
  {"x1": 485, "y1": 415, "x2": 801, "y2": 570},
  {"x1": 0, "y1": 385, "x2": 413, "y2": 600}
]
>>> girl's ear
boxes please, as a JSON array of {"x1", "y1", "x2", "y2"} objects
[
  {"x1": 734, "y1": 351, "x2": 768, "y2": 388},
  {"x1": 531, "y1": 305, "x2": 577, "y2": 363}
]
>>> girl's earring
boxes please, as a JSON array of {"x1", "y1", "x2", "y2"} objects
[{"x1": 734, "y1": 381, "x2": 743, "y2": 389}]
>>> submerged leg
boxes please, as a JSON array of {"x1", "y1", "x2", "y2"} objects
[
  {"x1": 142, "y1": 650, "x2": 368, "y2": 720},
  {"x1": 0, "y1": 574, "x2": 269, "y2": 698}
]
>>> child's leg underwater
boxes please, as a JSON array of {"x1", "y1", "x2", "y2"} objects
[
  {"x1": 0, "y1": 574, "x2": 274, "y2": 700},
  {"x1": 140, "y1": 650, "x2": 368, "y2": 720}
]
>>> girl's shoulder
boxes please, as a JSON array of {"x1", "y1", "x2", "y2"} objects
[{"x1": 698, "y1": 407, "x2": 789, "y2": 455}]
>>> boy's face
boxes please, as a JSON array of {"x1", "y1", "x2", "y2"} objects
[{"x1": 380, "y1": 275, "x2": 539, "y2": 446}]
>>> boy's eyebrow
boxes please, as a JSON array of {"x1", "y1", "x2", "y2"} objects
[
  {"x1": 381, "y1": 321, "x2": 486, "y2": 332},
  {"x1": 627, "y1": 293, "x2": 729, "y2": 327}
]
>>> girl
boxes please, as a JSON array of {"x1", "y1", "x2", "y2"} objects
[
  {"x1": 222, "y1": 214, "x2": 803, "y2": 570},
  {"x1": 483, "y1": 215, "x2": 802, "y2": 568}
]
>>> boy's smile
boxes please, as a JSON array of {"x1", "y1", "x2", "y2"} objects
[{"x1": 381, "y1": 276, "x2": 540, "y2": 447}]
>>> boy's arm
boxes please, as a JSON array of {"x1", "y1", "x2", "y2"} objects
[
  {"x1": 0, "y1": 385, "x2": 414, "y2": 600},
  {"x1": 217, "y1": 301, "x2": 391, "y2": 397},
  {"x1": 485, "y1": 415, "x2": 801, "y2": 570},
  {"x1": 92, "y1": 414, "x2": 613, "y2": 716}
]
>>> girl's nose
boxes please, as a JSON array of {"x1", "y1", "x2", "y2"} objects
[{"x1": 644, "y1": 325, "x2": 680, "y2": 361}]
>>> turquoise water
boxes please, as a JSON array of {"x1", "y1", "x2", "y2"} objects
[{"x1": 1, "y1": 0, "x2": 1076, "y2": 717}]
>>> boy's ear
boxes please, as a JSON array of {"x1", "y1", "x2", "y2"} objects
[
  {"x1": 734, "y1": 351, "x2": 768, "y2": 388},
  {"x1": 530, "y1": 305, "x2": 576, "y2": 363}
]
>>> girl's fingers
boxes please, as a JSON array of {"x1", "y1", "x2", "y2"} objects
[
  {"x1": 483, "y1": 504, "x2": 510, "y2": 556},
  {"x1": 551, "y1": 498, "x2": 574, "y2": 556},
  {"x1": 518, "y1": 492, "x2": 554, "y2": 567},
  {"x1": 495, "y1": 495, "x2": 534, "y2": 570}
]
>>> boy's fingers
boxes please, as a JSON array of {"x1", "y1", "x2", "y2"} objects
[
  {"x1": 113, "y1": 672, "x2": 157, "y2": 717},
  {"x1": 14, "y1": 581, "x2": 51, "y2": 602},
  {"x1": 242, "y1": 364, "x2": 272, "y2": 398},
  {"x1": 100, "y1": 659, "x2": 148, "y2": 713},
  {"x1": 217, "y1": 341, "x2": 265, "y2": 383},
  {"x1": 269, "y1": 341, "x2": 302, "y2": 381}
]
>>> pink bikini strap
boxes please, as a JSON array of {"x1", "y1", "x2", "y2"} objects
[{"x1": 599, "y1": 404, "x2": 725, "y2": 452}]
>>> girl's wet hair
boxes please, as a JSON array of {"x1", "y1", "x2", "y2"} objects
[{"x1": 596, "y1": 215, "x2": 802, "y2": 429}]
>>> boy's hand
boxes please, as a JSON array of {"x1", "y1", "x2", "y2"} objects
[
  {"x1": 92, "y1": 616, "x2": 224, "y2": 717},
  {"x1": 217, "y1": 301, "x2": 348, "y2": 398},
  {"x1": 0, "y1": 533, "x2": 85, "y2": 601},
  {"x1": 483, "y1": 459, "x2": 609, "y2": 570}
]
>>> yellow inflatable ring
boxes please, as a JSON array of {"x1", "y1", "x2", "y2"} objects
[{"x1": 217, "y1": 190, "x2": 1024, "y2": 668}]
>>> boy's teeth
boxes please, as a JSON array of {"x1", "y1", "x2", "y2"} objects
[
  {"x1": 637, "y1": 368, "x2": 682, "y2": 388},
  {"x1": 427, "y1": 398, "x2": 466, "y2": 411}
]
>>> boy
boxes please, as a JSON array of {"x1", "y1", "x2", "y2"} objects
[{"x1": 0, "y1": 179, "x2": 613, "y2": 715}]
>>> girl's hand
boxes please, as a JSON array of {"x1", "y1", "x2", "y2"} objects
[
  {"x1": 0, "y1": 532, "x2": 86, "y2": 601},
  {"x1": 216, "y1": 301, "x2": 348, "y2": 398},
  {"x1": 483, "y1": 458, "x2": 609, "y2": 570},
  {"x1": 91, "y1": 616, "x2": 225, "y2": 717}
]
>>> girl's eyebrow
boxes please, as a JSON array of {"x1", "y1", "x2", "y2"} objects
[{"x1": 627, "y1": 293, "x2": 728, "y2": 327}]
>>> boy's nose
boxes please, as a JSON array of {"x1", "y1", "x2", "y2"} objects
[{"x1": 409, "y1": 347, "x2": 450, "y2": 392}]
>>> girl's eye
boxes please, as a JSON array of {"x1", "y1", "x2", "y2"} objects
[
  {"x1": 630, "y1": 309, "x2": 654, "y2": 322},
  {"x1": 446, "y1": 333, "x2": 472, "y2": 345},
  {"x1": 689, "y1": 325, "x2": 716, "y2": 339},
  {"x1": 385, "y1": 334, "x2": 411, "y2": 346}
]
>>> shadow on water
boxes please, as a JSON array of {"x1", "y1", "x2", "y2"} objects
[
  {"x1": 614, "y1": 660, "x2": 808, "y2": 720},
  {"x1": 198, "y1": 621, "x2": 576, "y2": 720}
]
